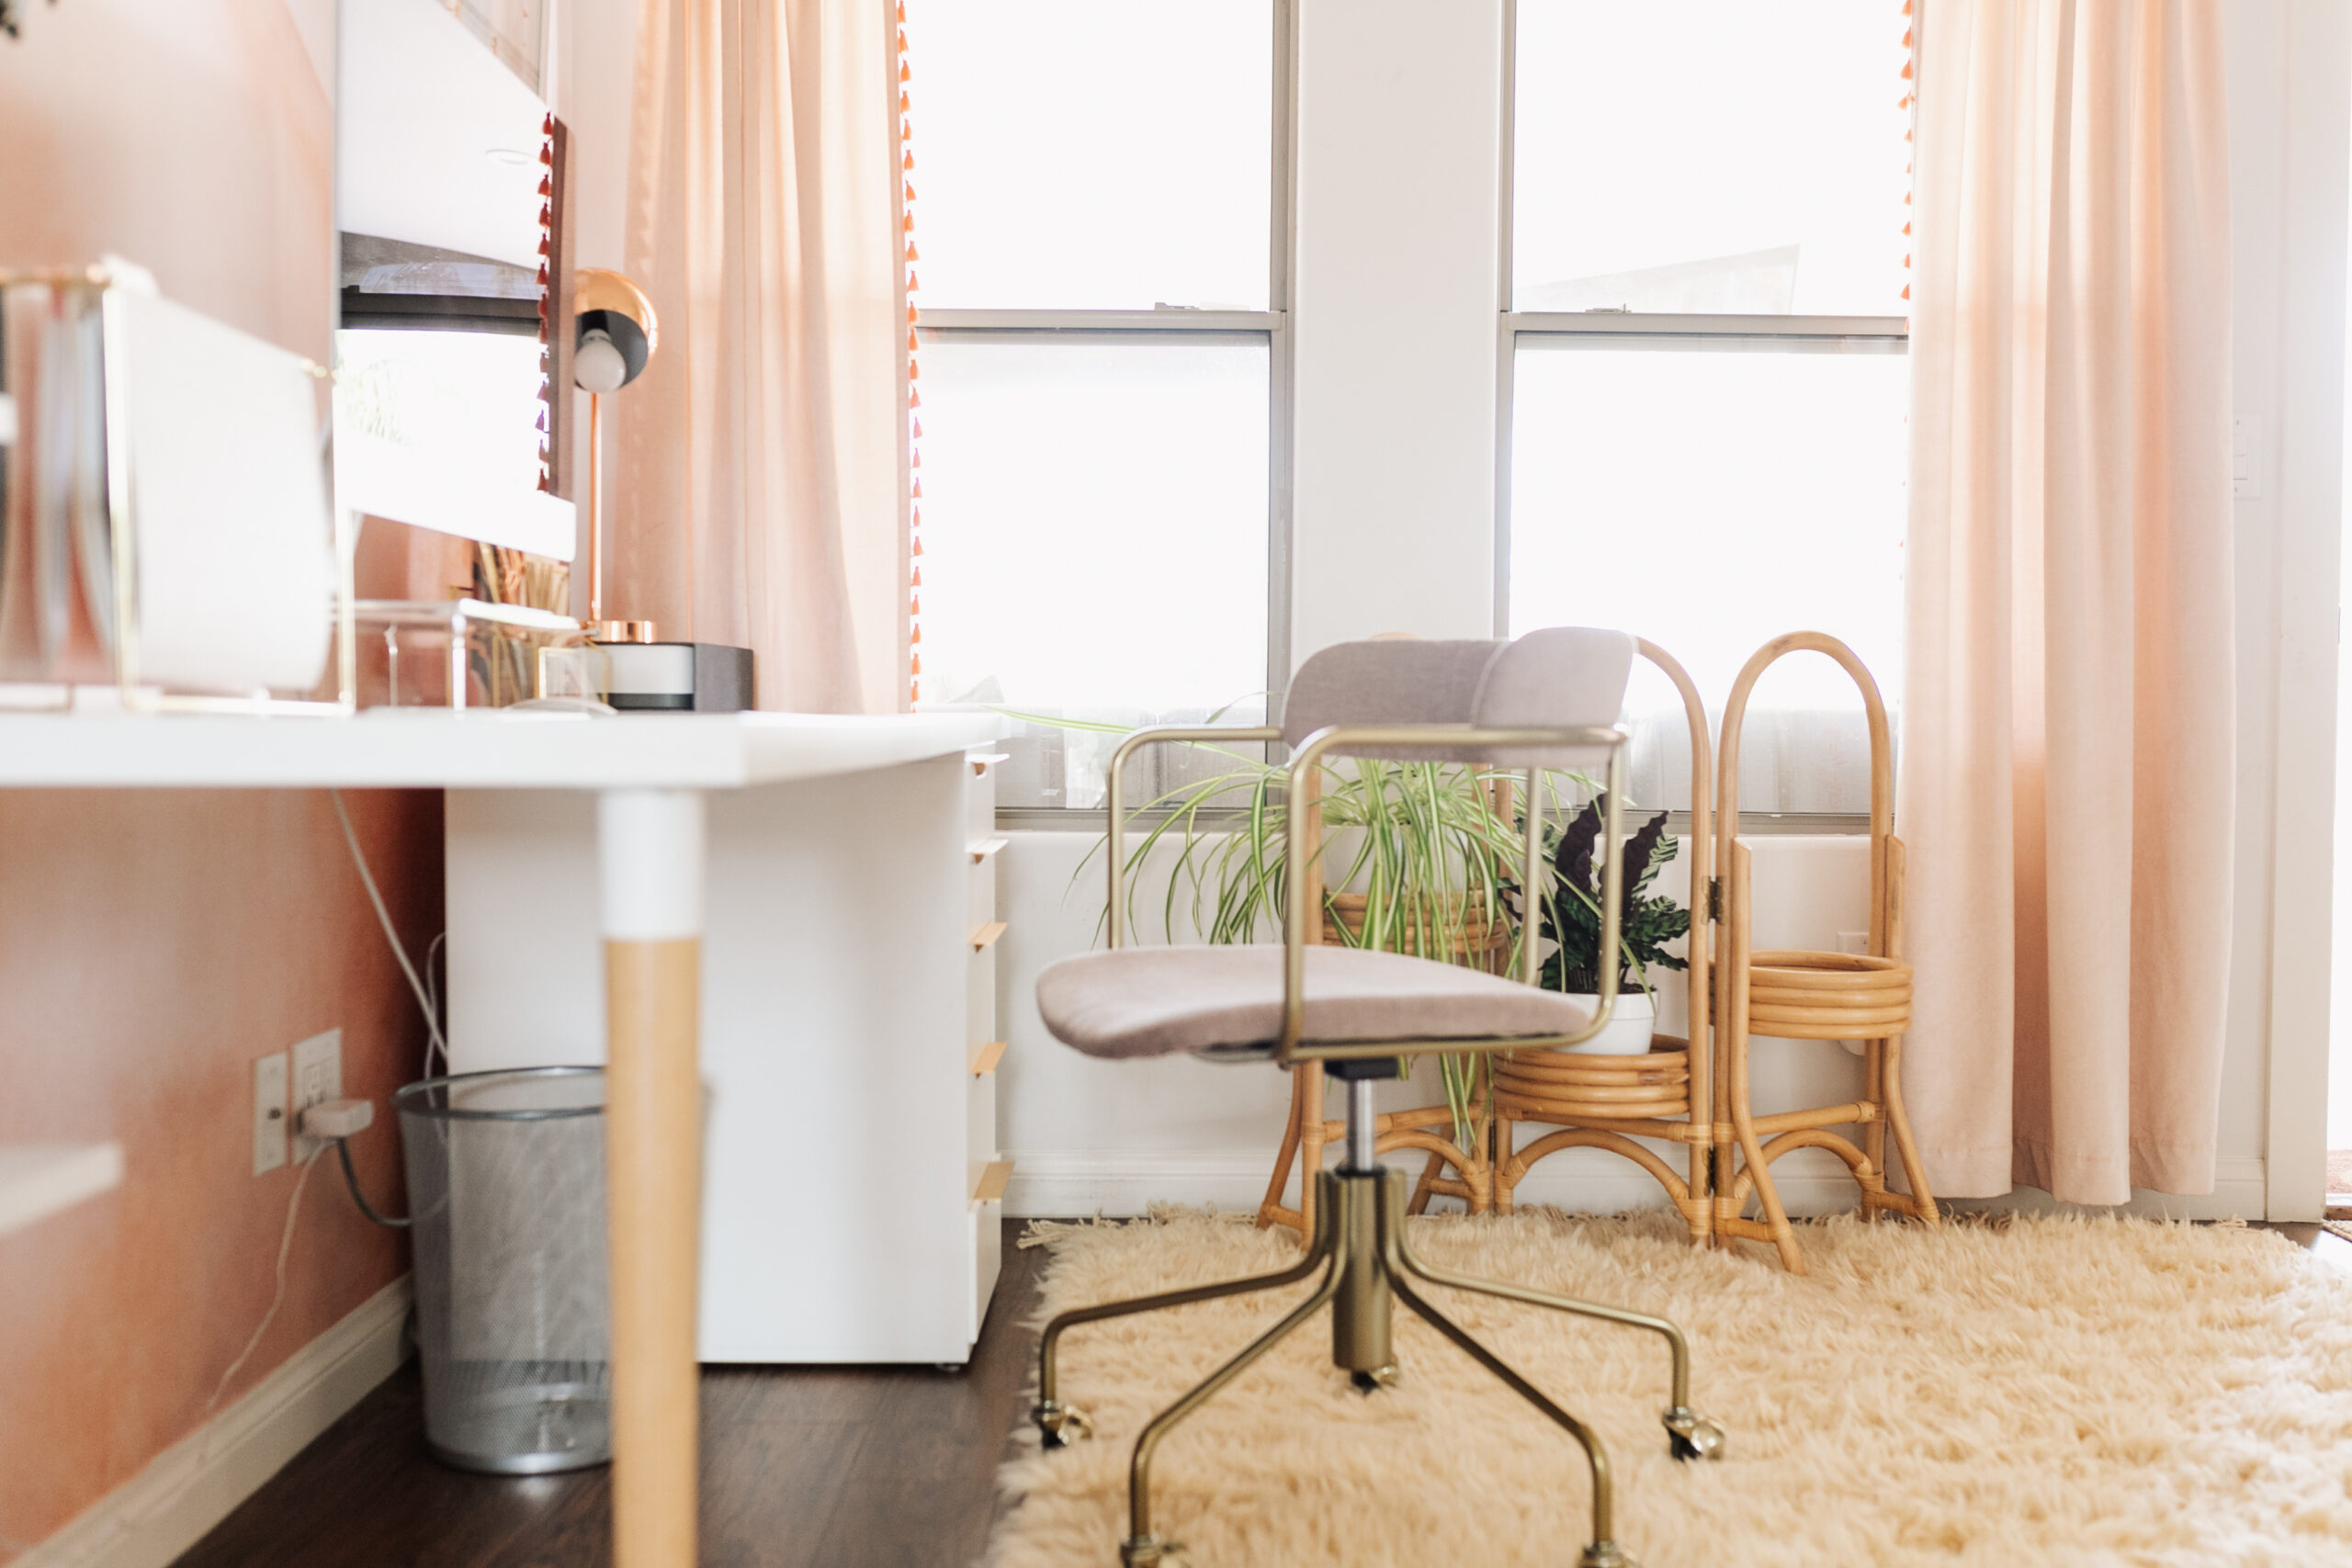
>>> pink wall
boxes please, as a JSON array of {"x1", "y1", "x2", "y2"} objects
[{"x1": 0, "y1": 0, "x2": 446, "y2": 1548}]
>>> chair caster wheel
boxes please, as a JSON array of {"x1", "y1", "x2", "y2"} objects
[
  {"x1": 1121, "y1": 1534, "x2": 1187, "y2": 1566},
  {"x1": 1577, "y1": 1541, "x2": 1636, "y2": 1568},
  {"x1": 1663, "y1": 1406, "x2": 1725, "y2": 1461},
  {"x1": 1349, "y1": 1363, "x2": 1398, "y2": 1394},
  {"x1": 1034, "y1": 1400, "x2": 1093, "y2": 1448}
]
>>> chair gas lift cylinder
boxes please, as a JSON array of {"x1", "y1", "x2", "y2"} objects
[{"x1": 1028, "y1": 630, "x2": 1725, "y2": 1568}]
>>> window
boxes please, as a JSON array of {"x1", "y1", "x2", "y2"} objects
[
  {"x1": 904, "y1": 0, "x2": 1287, "y2": 808},
  {"x1": 1505, "y1": 0, "x2": 1913, "y2": 815}
]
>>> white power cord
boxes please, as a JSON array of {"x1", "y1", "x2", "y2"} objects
[
  {"x1": 1, "y1": 798, "x2": 442, "y2": 1562},
  {"x1": 1, "y1": 797, "x2": 443, "y2": 1562},
  {"x1": 0, "y1": 1149, "x2": 327, "y2": 1565},
  {"x1": 329, "y1": 789, "x2": 449, "y2": 1077}
]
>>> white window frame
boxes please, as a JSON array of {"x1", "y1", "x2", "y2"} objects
[
  {"x1": 1492, "y1": 0, "x2": 1911, "y2": 831},
  {"x1": 916, "y1": 0, "x2": 1297, "y2": 769}
]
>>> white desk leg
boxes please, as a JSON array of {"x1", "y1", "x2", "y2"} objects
[{"x1": 598, "y1": 789, "x2": 705, "y2": 1568}]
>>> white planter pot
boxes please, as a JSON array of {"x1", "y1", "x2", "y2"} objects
[{"x1": 1558, "y1": 988, "x2": 1657, "y2": 1055}]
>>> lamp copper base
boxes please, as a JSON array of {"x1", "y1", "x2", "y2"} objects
[{"x1": 591, "y1": 620, "x2": 658, "y2": 644}]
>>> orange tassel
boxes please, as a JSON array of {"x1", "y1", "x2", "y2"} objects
[
  {"x1": 909, "y1": 328, "x2": 920, "y2": 352},
  {"x1": 900, "y1": 90, "x2": 910, "y2": 113},
  {"x1": 1903, "y1": 220, "x2": 1912, "y2": 235},
  {"x1": 910, "y1": 416, "x2": 922, "y2": 439},
  {"x1": 910, "y1": 387, "x2": 922, "y2": 408},
  {"x1": 908, "y1": 266, "x2": 921, "y2": 288},
  {"x1": 909, "y1": 358, "x2": 920, "y2": 380},
  {"x1": 539, "y1": 202, "x2": 553, "y2": 226},
  {"x1": 1898, "y1": 93, "x2": 1911, "y2": 109},
  {"x1": 908, "y1": 302, "x2": 920, "y2": 324},
  {"x1": 910, "y1": 446, "x2": 921, "y2": 468},
  {"x1": 1899, "y1": 60, "x2": 1912, "y2": 80},
  {"x1": 911, "y1": 566, "x2": 922, "y2": 587},
  {"x1": 905, "y1": 181, "x2": 917, "y2": 202},
  {"x1": 1902, "y1": 28, "x2": 1912, "y2": 48},
  {"x1": 903, "y1": 149, "x2": 915, "y2": 171},
  {"x1": 910, "y1": 594, "x2": 921, "y2": 615},
  {"x1": 538, "y1": 175, "x2": 552, "y2": 197},
  {"x1": 903, "y1": 211, "x2": 915, "y2": 232},
  {"x1": 911, "y1": 535, "x2": 924, "y2": 556},
  {"x1": 1901, "y1": 284, "x2": 1911, "y2": 300},
  {"x1": 537, "y1": 262, "x2": 548, "y2": 286},
  {"x1": 910, "y1": 652, "x2": 922, "y2": 674},
  {"x1": 911, "y1": 478, "x2": 922, "y2": 498},
  {"x1": 910, "y1": 624, "x2": 922, "y2": 644},
  {"x1": 899, "y1": 60, "x2": 910, "y2": 82},
  {"x1": 897, "y1": 0, "x2": 904, "y2": 19}
]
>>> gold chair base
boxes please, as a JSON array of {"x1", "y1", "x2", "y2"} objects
[{"x1": 1035, "y1": 1168, "x2": 1724, "y2": 1567}]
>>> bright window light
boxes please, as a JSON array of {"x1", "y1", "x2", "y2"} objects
[
  {"x1": 1513, "y1": 0, "x2": 1912, "y2": 315},
  {"x1": 918, "y1": 333, "x2": 1270, "y2": 755},
  {"x1": 901, "y1": 0, "x2": 1273, "y2": 310},
  {"x1": 1510, "y1": 338, "x2": 1909, "y2": 810}
]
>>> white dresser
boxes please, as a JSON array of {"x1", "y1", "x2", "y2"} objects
[{"x1": 446, "y1": 739, "x2": 1011, "y2": 1364}]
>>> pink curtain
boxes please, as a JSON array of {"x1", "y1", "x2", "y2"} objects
[
  {"x1": 613, "y1": 0, "x2": 906, "y2": 713},
  {"x1": 1902, "y1": 0, "x2": 2233, "y2": 1204}
]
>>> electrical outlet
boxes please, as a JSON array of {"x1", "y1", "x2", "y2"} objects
[
  {"x1": 254, "y1": 1053, "x2": 288, "y2": 1175},
  {"x1": 290, "y1": 1029, "x2": 344, "y2": 1163}
]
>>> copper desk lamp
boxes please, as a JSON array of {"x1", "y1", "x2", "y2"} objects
[{"x1": 574, "y1": 268, "x2": 659, "y2": 644}]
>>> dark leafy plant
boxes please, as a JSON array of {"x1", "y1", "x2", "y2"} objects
[{"x1": 1520, "y1": 793, "x2": 1690, "y2": 996}]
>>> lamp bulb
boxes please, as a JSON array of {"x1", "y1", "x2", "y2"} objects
[{"x1": 575, "y1": 330, "x2": 628, "y2": 395}]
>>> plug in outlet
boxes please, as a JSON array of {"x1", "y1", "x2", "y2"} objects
[
  {"x1": 290, "y1": 1029, "x2": 345, "y2": 1163},
  {"x1": 254, "y1": 1053, "x2": 288, "y2": 1175}
]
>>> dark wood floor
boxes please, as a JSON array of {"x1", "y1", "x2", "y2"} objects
[
  {"x1": 172, "y1": 1220, "x2": 2351, "y2": 1568},
  {"x1": 175, "y1": 1222, "x2": 1048, "y2": 1568}
]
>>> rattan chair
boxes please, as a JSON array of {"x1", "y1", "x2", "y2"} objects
[
  {"x1": 1028, "y1": 629, "x2": 1724, "y2": 1568},
  {"x1": 1491, "y1": 639, "x2": 1714, "y2": 1245},
  {"x1": 1713, "y1": 632, "x2": 1939, "y2": 1272}
]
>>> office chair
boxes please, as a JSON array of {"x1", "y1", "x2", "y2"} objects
[{"x1": 1027, "y1": 629, "x2": 1724, "y2": 1568}]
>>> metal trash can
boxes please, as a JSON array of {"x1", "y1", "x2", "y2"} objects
[{"x1": 396, "y1": 1067, "x2": 610, "y2": 1474}]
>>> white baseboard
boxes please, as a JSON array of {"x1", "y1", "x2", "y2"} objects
[
  {"x1": 20, "y1": 1277, "x2": 413, "y2": 1568},
  {"x1": 1005, "y1": 1148, "x2": 2273, "y2": 1223}
]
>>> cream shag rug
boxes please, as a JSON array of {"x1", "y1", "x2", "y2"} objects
[{"x1": 986, "y1": 1209, "x2": 2352, "y2": 1566}]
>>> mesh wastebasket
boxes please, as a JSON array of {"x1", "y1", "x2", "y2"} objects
[{"x1": 396, "y1": 1066, "x2": 610, "y2": 1474}]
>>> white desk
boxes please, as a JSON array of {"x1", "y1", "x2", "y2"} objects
[{"x1": 0, "y1": 707, "x2": 1001, "y2": 1568}]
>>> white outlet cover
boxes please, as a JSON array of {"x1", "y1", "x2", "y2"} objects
[
  {"x1": 254, "y1": 1053, "x2": 288, "y2": 1175},
  {"x1": 290, "y1": 1029, "x2": 344, "y2": 1162}
]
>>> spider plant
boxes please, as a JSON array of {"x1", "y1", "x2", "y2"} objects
[{"x1": 1011, "y1": 711, "x2": 1588, "y2": 1152}]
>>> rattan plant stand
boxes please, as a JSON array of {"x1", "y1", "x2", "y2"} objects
[
  {"x1": 1491, "y1": 639, "x2": 1715, "y2": 1244},
  {"x1": 1713, "y1": 632, "x2": 1939, "y2": 1273}
]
